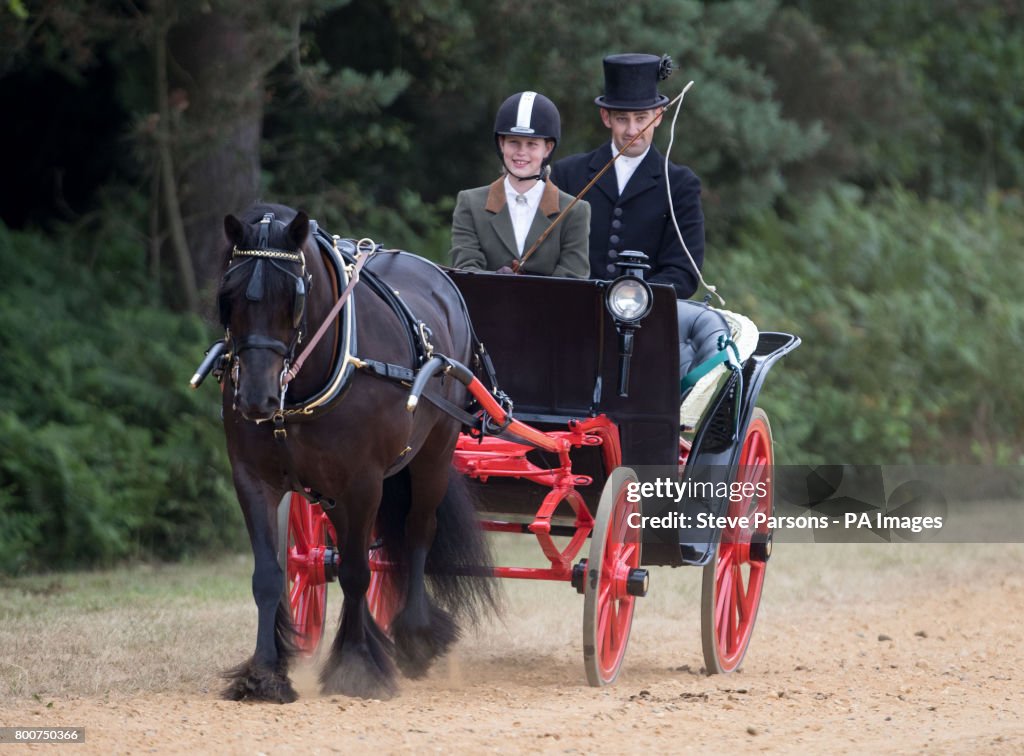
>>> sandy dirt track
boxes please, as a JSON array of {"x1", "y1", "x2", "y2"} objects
[{"x1": 3, "y1": 543, "x2": 1022, "y2": 754}]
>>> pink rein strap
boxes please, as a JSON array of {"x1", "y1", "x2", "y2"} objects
[{"x1": 283, "y1": 241, "x2": 374, "y2": 385}]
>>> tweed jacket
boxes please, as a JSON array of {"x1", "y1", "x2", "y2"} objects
[
  {"x1": 450, "y1": 178, "x2": 590, "y2": 278},
  {"x1": 551, "y1": 144, "x2": 704, "y2": 298}
]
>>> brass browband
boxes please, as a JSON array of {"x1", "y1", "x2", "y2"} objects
[{"x1": 232, "y1": 247, "x2": 304, "y2": 263}]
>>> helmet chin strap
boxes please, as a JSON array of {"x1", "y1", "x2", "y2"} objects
[{"x1": 502, "y1": 158, "x2": 547, "y2": 183}]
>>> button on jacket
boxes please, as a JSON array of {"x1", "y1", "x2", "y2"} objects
[
  {"x1": 450, "y1": 177, "x2": 591, "y2": 278},
  {"x1": 551, "y1": 143, "x2": 704, "y2": 297}
]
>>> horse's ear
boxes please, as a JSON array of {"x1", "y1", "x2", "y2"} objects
[
  {"x1": 224, "y1": 215, "x2": 245, "y2": 246},
  {"x1": 287, "y1": 211, "x2": 310, "y2": 249}
]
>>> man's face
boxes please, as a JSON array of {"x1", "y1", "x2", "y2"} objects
[{"x1": 600, "y1": 108, "x2": 664, "y2": 157}]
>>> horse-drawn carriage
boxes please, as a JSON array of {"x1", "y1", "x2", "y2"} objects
[{"x1": 196, "y1": 205, "x2": 799, "y2": 701}]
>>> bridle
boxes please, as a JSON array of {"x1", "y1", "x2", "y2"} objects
[{"x1": 220, "y1": 213, "x2": 312, "y2": 416}]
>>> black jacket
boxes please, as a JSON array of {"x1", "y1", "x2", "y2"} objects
[{"x1": 551, "y1": 143, "x2": 704, "y2": 298}]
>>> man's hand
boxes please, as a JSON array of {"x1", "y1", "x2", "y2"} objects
[{"x1": 495, "y1": 265, "x2": 514, "y2": 275}]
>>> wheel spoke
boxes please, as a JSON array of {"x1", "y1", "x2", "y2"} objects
[
  {"x1": 743, "y1": 564, "x2": 764, "y2": 617},
  {"x1": 292, "y1": 508, "x2": 309, "y2": 552},
  {"x1": 620, "y1": 542, "x2": 638, "y2": 567},
  {"x1": 716, "y1": 543, "x2": 733, "y2": 584},
  {"x1": 599, "y1": 596, "x2": 613, "y2": 649},
  {"x1": 605, "y1": 602, "x2": 617, "y2": 652},
  {"x1": 718, "y1": 591, "x2": 732, "y2": 650},
  {"x1": 733, "y1": 562, "x2": 747, "y2": 623},
  {"x1": 286, "y1": 547, "x2": 299, "y2": 581},
  {"x1": 293, "y1": 588, "x2": 307, "y2": 628},
  {"x1": 726, "y1": 563, "x2": 741, "y2": 650},
  {"x1": 716, "y1": 561, "x2": 733, "y2": 628},
  {"x1": 603, "y1": 542, "x2": 620, "y2": 573},
  {"x1": 308, "y1": 593, "x2": 321, "y2": 638}
]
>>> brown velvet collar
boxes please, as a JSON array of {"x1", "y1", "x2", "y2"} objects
[{"x1": 484, "y1": 177, "x2": 560, "y2": 217}]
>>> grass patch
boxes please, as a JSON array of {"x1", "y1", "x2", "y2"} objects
[{"x1": 0, "y1": 556, "x2": 254, "y2": 699}]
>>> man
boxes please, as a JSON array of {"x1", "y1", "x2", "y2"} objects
[{"x1": 551, "y1": 53, "x2": 704, "y2": 298}]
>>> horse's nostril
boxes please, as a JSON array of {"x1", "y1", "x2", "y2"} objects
[{"x1": 236, "y1": 393, "x2": 279, "y2": 421}]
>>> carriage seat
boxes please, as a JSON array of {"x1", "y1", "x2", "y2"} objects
[{"x1": 677, "y1": 300, "x2": 759, "y2": 429}]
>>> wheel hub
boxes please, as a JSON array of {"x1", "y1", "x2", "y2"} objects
[{"x1": 750, "y1": 534, "x2": 772, "y2": 563}]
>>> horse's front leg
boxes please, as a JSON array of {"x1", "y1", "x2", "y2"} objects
[
  {"x1": 319, "y1": 477, "x2": 398, "y2": 699},
  {"x1": 222, "y1": 472, "x2": 298, "y2": 703}
]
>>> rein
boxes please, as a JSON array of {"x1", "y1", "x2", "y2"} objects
[{"x1": 283, "y1": 238, "x2": 375, "y2": 386}]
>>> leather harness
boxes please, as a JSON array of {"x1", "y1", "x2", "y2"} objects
[{"x1": 222, "y1": 217, "x2": 505, "y2": 509}]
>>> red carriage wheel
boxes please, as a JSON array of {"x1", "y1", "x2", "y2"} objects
[
  {"x1": 277, "y1": 492, "x2": 332, "y2": 655},
  {"x1": 701, "y1": 407, "x2": 774, "y2": 674},
  {"x1": 583, "y1": 467, "x2": 643, "y2": 686},
  {"x1": 366, "y1": 533, "x2": 401, "y2": 634}
]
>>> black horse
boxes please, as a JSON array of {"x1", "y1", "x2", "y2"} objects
[{"x1": 216, "y1": 203, "x2": 495, "y2": 702}]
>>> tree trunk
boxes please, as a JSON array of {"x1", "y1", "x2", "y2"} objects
[
  {"x1": 154, "y1": 22, "x2": 199, "y2": 313},
  {"x1": 168, "y1": 10, "x2": 263, "y2": 308}
]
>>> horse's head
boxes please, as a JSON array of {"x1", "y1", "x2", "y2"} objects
[{"x1": 219, "y1": 209, "x2": 312, "y2": 422}]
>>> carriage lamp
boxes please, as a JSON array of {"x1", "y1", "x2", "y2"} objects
[
  {"x1": 614, "y1": 250, "x2": 652, "y2": 279},
  {"x1": 605, "y1": 251, "x2": 654, "y2": 397},
  {"x1": 605, "y1": 250, "x2": 654, "y2": 323},
  {"x1": 606, "y1": 277, "x2": 653, "y2": 323}
]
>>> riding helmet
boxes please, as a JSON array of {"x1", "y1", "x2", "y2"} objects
[{"x1": 493, "y1": 91, "x2": 561, "y2": 166}]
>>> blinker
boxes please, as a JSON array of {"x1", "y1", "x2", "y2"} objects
[
  {"x1": 246, "y1": 259, "x2": 266, "y2": 301},
  {"x1": 293, "y1": 276, "x2": 307, "y2": 329}
]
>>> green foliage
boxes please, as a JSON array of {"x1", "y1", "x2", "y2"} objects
[
  {"x1": 707, "y1": 186, "x2": 1024, "y2": 464},
  {"x1": 731, "y1": 6, "x2": 928, "y2": 194},
  {"x1": 782, "y1": 0, "x2": 1024, "y2": 200},
  {"x1": 6, "y1": 0, "x2": 28, "y2": 21},
  {"x1": 0, "y1": 223, "x2": 239, "y2": 574},
  {"x1": 257, "y1": 0, "x2": 824, "y2": 253}
]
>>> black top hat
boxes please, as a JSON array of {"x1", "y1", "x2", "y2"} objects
[{"x1": 594, "y1": 53, "x2": 672, "y2": 111}]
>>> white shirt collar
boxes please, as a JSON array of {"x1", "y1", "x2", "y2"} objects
[
  {"x1": 504, "y1": 176, "x2": 545, "y2": 207},
  {"x1": 612, "y1": 142, "x2": 651, "y2": 194}
]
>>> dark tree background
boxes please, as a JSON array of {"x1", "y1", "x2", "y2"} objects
[{"x1": 1, "y1": 0, "x2": 1021, "y2": 571}]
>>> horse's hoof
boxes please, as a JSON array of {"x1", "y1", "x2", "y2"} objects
[
  {"x1": 319, "y1": 642, "x2": 398, "y2": 700},
  {"x1": 392, "y1": 605, "x2": 459, "y2": 679},
  {"x1": 221, "y1": 659, "x2": 298, "y2": 704}
]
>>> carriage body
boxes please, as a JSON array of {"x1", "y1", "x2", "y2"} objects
[{"x1": 449, "y1": 270, "x2": 799, "y2": 568}]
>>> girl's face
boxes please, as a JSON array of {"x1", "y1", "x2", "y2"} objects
[{"x1": 500, "y1": 135, "x2": 554, "y2": 178}]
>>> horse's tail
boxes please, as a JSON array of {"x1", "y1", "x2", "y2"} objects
[
  {"x1": 377, "y1": 468, "x2": 500, "y2": 624},
  {"x1": 426, "y1": 471, "x2": 501, "y2": 623}
]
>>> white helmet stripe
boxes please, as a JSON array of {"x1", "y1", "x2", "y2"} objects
[{"x1": 512, "y1": 91, "x2": 538, "y2": 133}]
